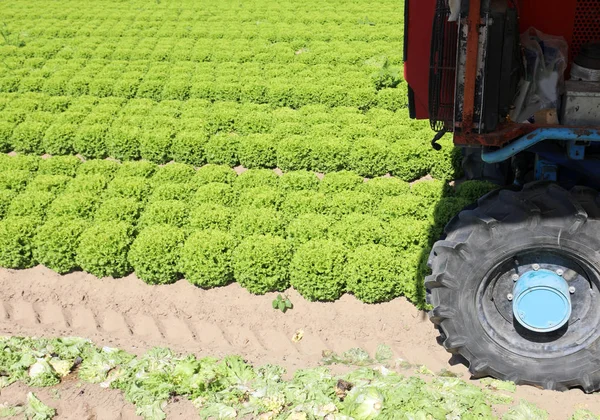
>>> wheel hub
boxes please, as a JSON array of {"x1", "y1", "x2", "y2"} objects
[{"x1": 512, "y1": 269, "x2": 572, "y2": 333}]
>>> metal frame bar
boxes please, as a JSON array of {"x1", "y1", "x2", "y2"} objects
[
  {"x1": 460, "y1": 0, "x2": 481, "y2": 134},
  {"x1": 481, "y1": 127, "x2": 600, "y2": 163}
]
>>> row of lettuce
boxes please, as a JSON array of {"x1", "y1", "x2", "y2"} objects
[
  {"x1": 0, "y1": 336, "x2": 561, "y2": 420},
  {"x1": 0, "y1": 59, "x2": 392, "y2": 104},
  {"x1": 1, "y1": 3, "x2": 404, "y2": 43},
  {"x1": 0, "y1": 93, "x2": 453, "y2": 179},
  {"x1": 0, "y1": 155, "x2": 493, "y2": 305}
]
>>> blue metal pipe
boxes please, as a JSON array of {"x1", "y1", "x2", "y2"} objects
[{"x1": 481, "y1": 128, "x2": 600, "y2": 164}]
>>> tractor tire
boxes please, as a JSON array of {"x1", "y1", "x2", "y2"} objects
[{"x1": 427, "y1": 181, "x2": 600, "y2": 392}]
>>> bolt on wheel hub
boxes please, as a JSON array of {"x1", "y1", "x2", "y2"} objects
[{"x1": 512, "y1": 269, "x2": 572, "y2": 333}]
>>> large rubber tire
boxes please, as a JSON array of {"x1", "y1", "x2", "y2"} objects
[{"x1": 427, "y1": 182, "x2": 600, "y2": 392}]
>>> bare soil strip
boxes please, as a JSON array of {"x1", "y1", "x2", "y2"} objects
[{"x1": 0, "y1": 266, "x2": 598, "y2": 419}]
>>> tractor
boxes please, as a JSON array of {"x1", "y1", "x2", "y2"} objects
[{"x1": 404, "y1": 0, "x2": 600, "y2": 391}]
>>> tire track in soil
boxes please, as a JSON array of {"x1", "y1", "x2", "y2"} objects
[
  {"x1": 2, "y1": 266, "x2": 600, "y2": 419},
  {"x1": 0, "y1": 266, "x2": 446, "y2": 371}
]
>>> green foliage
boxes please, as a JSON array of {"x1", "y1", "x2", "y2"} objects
[
  {"x1": 105, "y1": 176, "x2": 151, "y2": 202},
  {"x1": 230, "y1": 208, "x2": 284, "y2": 238},
  {"x1": 205, "y1": 133, "x2": 239, "y2": 166},
  {"x1": 193, "y1": 164, "x2": 237, "y2": 186},
  {"x1": 152, "y1": 162, "x2": 196, "y2": 185},
  {"x1": 325, "y1": 191, "x2": 376, "y2": 218},
  {"x1": 77, "y1": 222, "x2": 133, "y2": 278},
  {"x1": 138, "y1": 200, "x2": 188, "y2": 228},
  {"x1": 33, "y1": 217, "x2": 89, "y2": 274},
  {"x1": 7, "y1": 191, "x2": 55, "y2": 219},
  {"x1": 64, "y1": 174, "x2": 109, "y2": 194},
  {"x1": 348, "y1": 137, "x2": 390, "y2": 177},
  {"x1": 238, "y1": 134, "x2": 277, "y2": 168},
  {"x1": 0, "y1": 170, "x2": 31, "y2": 192},
  {"x1": 237, "y1": 187, "x2": 282, "y2": 209},
  {"x1": 95, "y1": 197, "x2": 142, "y2": 224},
  {"x1": 149, "y1": 182, "x2": 194, "y2": 202},
  {"x1": 129, "y1": 224, "x2": 185, "y2": 284},
  {"x1": 0, "y1": 122, "x2": 14, "y2": 152},
  {"x1": 429, "y1": 137, "x2": 463, "y2": 181},
  {"x1": 361, "y1": 176, "x2": 410, "y2": 197},
  {"x1": 234, "y1": 169, "x2": 279, "y2": 190},
  {"x1": 0, "y1": 216, "x2": 39, "y2": 268},
  {"x1": 106, "y1": 123, "x2": 140, "y2": 161},
  {"x1": 455, "y1": 180, "x2": 497, "y2": 203},
  {"x1": 329, "y1": 213, "x2": 384, "y2": 247},
  {"x1": 38, "y1": 156, "x2": 81, "y2": 177},
  {"x1": 47, "y1": 192, "x2": 99, "y2": 220},
  {"x1": 388, "y1": 141, "x2": 431, "y2": 182},
  {"x1": 383, "y1": 218, "x2": 432, "y2": 250},
  {"x1": 504, "y1": 401, "x2": 549, "y2": 420},
  {"x1": 279, "y1": 170, "x2": 319, "y2": 192},
  {"x1": 376, "y1": 87, "x2": 406, "y2": 111},
  {"x1": 139, "y1": 128, "x2": 173, "y2": 164},
  {"x1": 371, "y1": 59, "x2": 402, "y2": 90},
  {"x1": 379, "y1": 194, "x2": 434, "y2": 221},
  {"x1": 276, "y1": 135, "x2": 312, "y2": 171},
  {"x1": 1, "y1": 155, "x2": 39, "y2": 172},
  {"x1": 280, "y1": 190, "x2": 327, "y2": 217},
  {"x1": 310, "y1": 136, "x2": 350, "y2": 173},
  {"x1": 286, "y1": 213, "x2": 333, "y2": 246},
  {"x1": 411, "y1": 179, "x2": 450, "y2": 200},
  {"x1": 73, "y1": 124, "x2": 108, "y2": 159},
  {"x1": 0, "y1": 335, "x2": 541, "y2": 420},
  {"x1": 192, "y1": 182, "x2": 236, "y2": 206},
  {"x1": 233, "y1": 235, "x2": 291, "y2": 294},
  {"x1": 26, "y1": 174, "x2": 70, "y2": 194},
  {"x1": 11, "y1": 121, "x2": 47, "y2": 154},
  {"x1": 290, "y1": 239, "x2": 347, "y2": 301},
  {"x1": 272, "y1": 294, "x2": 293, "y2": 313},
  {"x1": 319, "y1": 170, "x2": 362, "y2": 193},
  {"x1": 345, "y1": 244, "x2": 401, "y2": 303},
  {"x1": 0, "y1": 1, "x2": 482, "y2": 308},
  {"x1": 188, "y1": 203, "x2": 232, "y2": 231},
  {"x1": 0, "y1": 190, "x2": 17, "y2": 219},
  {"x1": 116, "y1": 161, "x2": 157, "y2": 179},
  {"x1": 42, "y1": 123, "x2": 77, "y2": 155},
  {"x1": 77, "y1": 159, "x2": 120, "y2": 179},
  {"x1": 171, "y1": 131, "x2": 207, "y2": 166},
  {"x1": 180, "y1": 229, "x2": 236, "y2": 288}
]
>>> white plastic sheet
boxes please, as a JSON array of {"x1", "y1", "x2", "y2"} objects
[
  {"x1": 510, "y1": 28, "x2": 568, "y2": 123},
  {"x1": 448, "y1": 0, "x2": 462, "y2": 21}
]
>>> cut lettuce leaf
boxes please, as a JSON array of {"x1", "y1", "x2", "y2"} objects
[{"x1": 24, "y1": 393, "x2": 56, "y2": 420}]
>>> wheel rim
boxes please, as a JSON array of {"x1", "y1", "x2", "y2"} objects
[{"x1": 476, "y1": 247, "x2": 600, "y2": 359}]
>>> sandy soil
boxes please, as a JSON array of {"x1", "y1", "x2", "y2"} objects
[{"x1": 0, "y1": 266, "x2": 599, "y2": 419}]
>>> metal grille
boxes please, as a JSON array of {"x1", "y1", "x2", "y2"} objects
[
  {"x1": 573, "y1": 0, "x2": 600, "y2": 60},
  {"x1": 429, "y1": 0, "x2": 459, "y2": 132}
]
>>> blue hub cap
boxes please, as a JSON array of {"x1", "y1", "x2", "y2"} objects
[{"x1": 513, "y1": 269, "x2": 572, "y2": 333}]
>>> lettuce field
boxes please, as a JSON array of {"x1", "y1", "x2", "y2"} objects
[
  {"x1": 0, "y1": 0, "x2": 440, "y2": 179},
  {"x1": 0, "y1": 155, "x2": 495, "y2": 306},
  {"x1": 0, "y1": 0, "x2": 497, "y2": 307}
]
